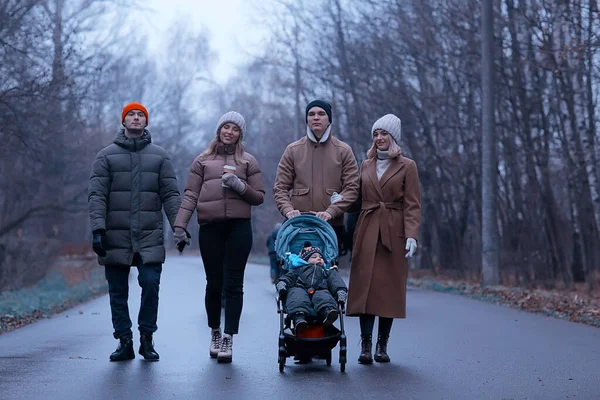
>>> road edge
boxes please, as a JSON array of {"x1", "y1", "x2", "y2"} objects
[{"x1": 0, "y1": 257, "x2": 108, "y2": 334}]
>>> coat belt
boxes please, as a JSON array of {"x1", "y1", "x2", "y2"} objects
[{"x1": 362, "y1": 202, "x2": 403, "y2": 251}]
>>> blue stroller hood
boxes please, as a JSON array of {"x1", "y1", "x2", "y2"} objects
[{"x1": 274, "y1": 214, "x2": 339, "y2": 270}]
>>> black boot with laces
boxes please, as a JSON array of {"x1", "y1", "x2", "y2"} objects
[
  {"x1": 374, "y1": 335, "x2": 390, "y2": 363},
  {"x1": 358, "y1": 334, "x2": 373, "y2": 364},
  {"x1": 139, "y1": 333, "x2": 160, "y2": 361},
  {"x1": 110, "y1": 337, "x2": 135, "y2": 361}
]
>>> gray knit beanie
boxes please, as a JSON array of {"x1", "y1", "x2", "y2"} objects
[
  {"x1": 216, "y1": 111, "x2": 246, "y2": 136},
  {"x1": 371, "y1": 114, "x2": 401, "y2": 144}
]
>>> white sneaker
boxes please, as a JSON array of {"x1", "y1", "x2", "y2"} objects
[
  {"x1": 209, "y1": 328, "x2": 222, "y2": 359},
  {"x1": 217, "y1": 334, "x2": 233, "y2": 363}
]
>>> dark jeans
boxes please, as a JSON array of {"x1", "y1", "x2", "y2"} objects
[
  {"x1": 105, "y1": 255, "x2": 162, "y2": 340},
  {"x1": 359, "y1": 314, "x2": 394, "y2": 338},
  {"x1": 199, "y1": 219, "x2": 253, "y2": 335}
]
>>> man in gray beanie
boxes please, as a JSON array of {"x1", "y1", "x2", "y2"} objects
[{"x1": 274, "y1": 100, "x2": 359, "y2": 254}]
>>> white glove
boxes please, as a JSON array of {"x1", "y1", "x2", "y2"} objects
[
  {"x1": 337, "y1": 290, "x2": 347, "y2": 303},
  {"x1": 330, "y1": 192, "x2": 343, "y2": 204},
  {"x1": 222, "y1": 173, "x2": 246, "y2": 193},
  {"x1": 276, "y1": 281, "x2": 287, "y2": 295},
  {"x1": 405, "y1": 238, "x2": 417, "y2": 258}
]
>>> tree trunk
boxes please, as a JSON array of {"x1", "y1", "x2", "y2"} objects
[{"x1": 481, "y1": 0, "x2": 500, "y2": 285}]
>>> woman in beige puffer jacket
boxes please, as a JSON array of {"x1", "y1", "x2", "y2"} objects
[{"x1": 173, "y1": 111, "x2": 264, "y2": 364}]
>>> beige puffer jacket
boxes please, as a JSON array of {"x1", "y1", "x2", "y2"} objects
[{"x1": 174, "y1": 146, "x2": 264, "y2": 227}]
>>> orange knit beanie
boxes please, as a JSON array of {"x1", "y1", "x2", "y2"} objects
[{"x1": 122, "y1": 102, "x2": 149, "y2": 125}]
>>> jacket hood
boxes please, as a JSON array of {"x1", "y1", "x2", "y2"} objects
[
  {"x1": 306, "y1": 125, "x2": 332, "y2": 144},
  {"x1": 114, "y1": 128, "x2": 152, "y2": 151}
]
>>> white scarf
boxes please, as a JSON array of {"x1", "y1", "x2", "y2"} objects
[
  {"x1": 376, "y1": 150, "x2": 393, "y2": 180},
  {"x1": 306, "y1": 125, "x2": 332, "y2": 143}
]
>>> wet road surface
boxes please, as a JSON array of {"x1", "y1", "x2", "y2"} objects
[{"x1": 1, "y1": 255, "x2": 599, "y2": 399}]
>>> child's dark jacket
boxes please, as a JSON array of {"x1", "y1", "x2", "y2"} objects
[{"x1": 278, "y1": 258, "x2": 347, "y2": 315}]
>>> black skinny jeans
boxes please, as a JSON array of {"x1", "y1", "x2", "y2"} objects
[{"x1": 199, "y1": 218, "x2": 253, "y2": 335}]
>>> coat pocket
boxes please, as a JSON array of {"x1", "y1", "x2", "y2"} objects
[
  {"x1": 292, "y1": 188, "x2": 309, "y2": 196},
  {"x1": 291, "y1": 187, "x2": 310, "y2": 211}
]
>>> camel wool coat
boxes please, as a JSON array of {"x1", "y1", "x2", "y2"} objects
[{"x1": 346, "y1": 155, "x2": 421, "y2": 318}]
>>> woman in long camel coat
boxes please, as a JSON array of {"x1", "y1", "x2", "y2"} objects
[{"x1": 346, "y1": 113, "x2": 421, "y2": 364}]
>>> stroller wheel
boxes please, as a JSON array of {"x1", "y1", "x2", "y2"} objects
[
  {"x1": 340, "y1": 354, "x2": 346, "y2": 373},
  {"x1": 278, "y1": 355, "x2": 285, "y2": 372},
  {"x1": 326, "y1": 351, "x2": 332, "y2": 366}
]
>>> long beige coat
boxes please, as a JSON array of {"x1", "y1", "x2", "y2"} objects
[{"x1": 347, "y1": 155, "x2": 421, "y2": 318}]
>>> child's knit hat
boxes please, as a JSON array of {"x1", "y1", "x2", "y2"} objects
[{"x1": 299, "y1": 241, "x2": 323, "y2": 262}]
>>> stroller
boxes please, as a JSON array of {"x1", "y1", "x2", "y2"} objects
[{"x1": 274, "y1": 214, "x2": 347, "y2": 372}]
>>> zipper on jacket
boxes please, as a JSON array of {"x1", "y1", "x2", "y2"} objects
[{"x1": 310, "y1": 264, "x2": 317, "y2": 288}]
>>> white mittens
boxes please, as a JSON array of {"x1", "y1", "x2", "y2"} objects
[
  {"x1": 222, "y1": 173, "x2": 246, "y2": 193},
  {"x1": 330, "y1": 192, "x2": 343, "y2": 204},
  {"x1": 405, "y1": 238, "x2": 417, "y2": 258}
]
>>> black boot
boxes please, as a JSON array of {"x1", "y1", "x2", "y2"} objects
[
  {"x1": 139, "y1": 333, "x2": 160, "y2": 361},
  {"x1": 293, "y1": 312, "x2": 307, "y2": 333},
  {"x1": 374, "y1": 335, "x2": 390, "y2": 363},
  {"x1": 358, "y1": 335, "x2": 373, "y2": 364},
  {"x1": 110, "y1": 337, "x2": 135, "y2": 361}
]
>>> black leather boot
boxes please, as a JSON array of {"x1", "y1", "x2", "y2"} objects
[
  {"x1": 358, "y1": 335, "x2": 373, "y2": 364},
  {"x1": 139, "y1": 333, "x2": 160, "y2": 361},
  {"x1": 110, "y1": 337, "x2": 135, "y2": 361},
  {"x1": 374, "y1": 335, "x2": 390, "y2": 363}
]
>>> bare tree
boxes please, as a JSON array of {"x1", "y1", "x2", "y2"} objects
[
  {"x1": 481, "y1": 0, "x2": 500, "y2": 284},
  {"x1": 245, "y1": 0, "x2": 600, "y2": 290}
]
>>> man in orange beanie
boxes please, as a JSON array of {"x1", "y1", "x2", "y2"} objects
[
  {"x1": 121, "y1": 102, "x2": 149, "y2": 138},
  {"x1": 89, "y1": 101, "x2": 181, "y2": 362}
]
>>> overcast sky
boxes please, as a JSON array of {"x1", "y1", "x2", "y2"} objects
[{"x1": 140, "y1": 0, "x2": 267, "y2": 83}]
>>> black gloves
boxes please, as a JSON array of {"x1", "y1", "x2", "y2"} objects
[{"x1": 92, "y1": 230, "x2": 106, "y2": 257}]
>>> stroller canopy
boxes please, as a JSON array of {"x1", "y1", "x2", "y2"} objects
[{"x1": 274, "y1": 214, "x2": 339, "y2": 269}]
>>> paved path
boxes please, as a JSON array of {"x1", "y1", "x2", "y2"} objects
[{"x1": 1, "y1": 255, "x2": 599, "y2": 399}]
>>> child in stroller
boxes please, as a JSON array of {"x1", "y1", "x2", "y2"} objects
[
  {"x1": 274, "y1": 214, "x2": 348, "y2": 372},
  {"x1": 276, "y1": 241, "x2": 347, "y2": 333}
]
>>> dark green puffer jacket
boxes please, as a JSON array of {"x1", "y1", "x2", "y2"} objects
[{"x1": 88, "y1": 129, "x2": 181, "y2": 266}]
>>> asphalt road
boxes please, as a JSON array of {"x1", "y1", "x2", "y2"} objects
[{"x1": 1, "y1": 255, "x2": 599, "y2": 400}]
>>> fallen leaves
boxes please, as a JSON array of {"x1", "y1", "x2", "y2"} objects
[
  {"x1": 0, "y1": 310, "x2": 44, "y2": 333},
  {"x1": 408, "y1": 277, "x2": 600, "y2": 328}
]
